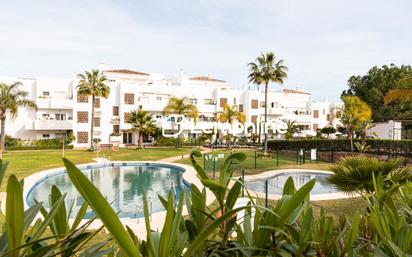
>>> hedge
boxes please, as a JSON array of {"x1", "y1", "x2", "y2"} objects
[
  {"x1": 268, "y1": 138, "x2": 412, "y2": 155},
  {"x1": 6, "y1": 145, "x2": 74, "y2": 150}
]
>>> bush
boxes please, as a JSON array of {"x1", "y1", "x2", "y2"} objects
[
  {"x1": 5, "y1": 135, "x2": 22, "y2": 147},
  {"x1": 268, "y1": 138, "x2": 412, "y2": 154},
  {"x1": 6, "y1": 145, "x2": 74, "y2": 150}
]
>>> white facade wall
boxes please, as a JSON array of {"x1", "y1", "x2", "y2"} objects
[
  {"x1": 368, "y1": 121, "x2": 402, "y2": 140},
  {"x1": 2, "y1": 70, "x2": 340, "y2": 148}
]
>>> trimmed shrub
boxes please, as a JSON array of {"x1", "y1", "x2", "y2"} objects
[{"x1": 268, "y1": 138, "x2": 412, "y2": 155}]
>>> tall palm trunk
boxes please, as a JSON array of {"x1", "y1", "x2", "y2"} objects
[
  {"x1": 0, "y1": 114, "x2": 5, "y2": 160},
  {"x1": 349, "y1": 126, "x2": 354, "y2": 152},
  {"x1": 177, "y1": 124, "x2": 181, "y2": 148},
  {"x1": 90, "y1": 95, "x2": 95, "y2": 150},
  {"x1": 138, "y1": 131, "x2": 144, "y2": 148},
  {"x1": 227, "y1": 133, "x2": 231, "y2": 149},
  {"x1": 263, "y1": 82, "x2": 268, "y2": 154}
]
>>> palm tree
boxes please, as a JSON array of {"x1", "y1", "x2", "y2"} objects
[
  {"x1": 340, "y1": 113, "x2": 358, "y2": 152},
  {"x1": 284, "y1": 120, "x2": 298, "y2": 139},
  {"x1": 163, "y1": 97, "x2": 198, "y2": 147},
  {"x1": 129, "y1": 107, "x2": 157, "y2": 148},
  {"x1": 358, "y1": 119, "x2": 373, "y2": 144},
  {"x1": 327, "y1": 156, "x2": 412, "y2": 196},
  {"x1": 384, "y1": 76, "x2": 412, "y2": 105},
  {"x1": 248, "y1": 52, "x2": 288, "y2": 154},
  {"x1": 217, "y1": 104, "x2": 246, "y2": 148},
  {"x1": 0, "y1": 82, "x2": 37, "y2": 159},
  {"x1": 77, "y1": 70, "x2": 110, "y2": 150}
]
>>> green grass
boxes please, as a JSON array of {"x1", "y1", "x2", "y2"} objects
[{"x1": 1, "y1": 147, "x2": 193, "y2": 191}]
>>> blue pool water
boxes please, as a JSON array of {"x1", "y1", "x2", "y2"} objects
[
  {"x1": 245, "y1": 172, "x2": 339, "y2": 195},
  {"x1": 26, "y1": 164, "x2": 190, "y2": 218}
]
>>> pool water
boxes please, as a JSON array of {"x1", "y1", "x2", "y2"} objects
[
  {"x1": 26, "y1": 164, "x2": 189, "y2": 218},
  {"x1": 245, "y1": 172, "x2": 339, "y2": 195}
]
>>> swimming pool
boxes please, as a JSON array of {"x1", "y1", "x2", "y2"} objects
[
  {"x1": 245, "y1": 171, "x2": 339, "y2": 196},
  {"x1": 26, "y1": 163, "x2": 190, "y2": 218}
]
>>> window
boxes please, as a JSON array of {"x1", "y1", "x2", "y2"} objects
[
  {"x1": 251, "y1": 99, "x2": 259, "y2": 109},
  {"x1": 124, "y1": 112, "x2": 132, "y2": 123},
  {"x1": 93, "y1": 117, "x2": 101, "y2": 127},
  {"x1": 156, "y1": 96, "x2": 162, "y2": 101},
  {"x1": 323, "y1": 109, "x2": 325, "y2": 115},
  {"x1": 124, "y1": 93, "x2": 135, "y2": 105},
  {"x1": 42, "y1": 91, "x2": 50, "y2": 97},
  {"x1": 313, "y1": 124, "x2": 319, "y2": 130},
  {"x1": 113, "y1": 106, "x2": 119, "y2": 116},
  {"x1": 77, "y1": 111, "x2": 88, "y2": 123},
  {"x1": 42, "y1": 134, "x2": 50, "y2": 138},
  {"x1": 42, "y1": 113, "x2": 50, "y2": 120},
  {"x1": 313, "y1": 110, "x2": 319, "y2": 118},
  {"x1": 94, "y1": 98, "x2": 100, "y2": 108},
  {"x1": 260, "y1": 102, "x2": 265, "y2": 108},
  {"x1": 204, "y1": 99, "x2": 214, "y2": 105},
  {"x1": 77, "y1": 93, "x2": 88, "y2": 103},
  {"x1": 220, "y1": 98, "x2": 227, "y2": 108},
  {"x1": 326, "y1": 114, "x2": 330, "y2": 121},
  {"x1": 156, "y1": 115, "x2": 162, "y2": 119},
  {"x1": 189, "y1": 98, "x2": 197, "y2": 105},
  {"x1": 239, "y1": 104, "x2": 243, "y2": 112},
  {"x1": 55, "y1": 114, "x2": 66, "y2": 120},
  {"x1": 233, "y1": 98, "x2": 237, "y2": 105},
  {"x1": 251, "y1": 115, "x2": 258, "y2": 124},
  {"x1": 113, "y1": 125, "x2": 120, "y2": 134},
  {"x1": 77, "y1": 132, "x2": 88, "y2": 143}
]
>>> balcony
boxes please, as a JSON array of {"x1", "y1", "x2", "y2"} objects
[
  {"x1": 36, "y1": 98, "x2": 73, "y2": 109},
  {"x1": 110, "y1": 116, "x2": 120, "y2": 124},
  {"x1": 268, "y1": 107, "x2": 284, "y2": 116},
  {"x1": 26, "y1": 119, "x2": 73, "y2": 130}
]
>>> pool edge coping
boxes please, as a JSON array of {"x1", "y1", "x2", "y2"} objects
[{"x1": 242, "y1": 168, "x2": 357, "y2": 201}]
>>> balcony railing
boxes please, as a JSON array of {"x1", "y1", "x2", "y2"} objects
[
  {"x1": 25, "y1": 119, "x2": 73, "y2": 130},
  {"x1": 36, "y1": 98, "x2": 73, "y2": 109}
]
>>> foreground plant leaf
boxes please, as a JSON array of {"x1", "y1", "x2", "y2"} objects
[
  {"x1": 62, "y1": 158, "x2": 142, "y2": 257},
  {"x1": 6, "y1": 175, "x2": 24, "y2": 257}
]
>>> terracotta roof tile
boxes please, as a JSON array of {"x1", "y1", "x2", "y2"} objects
[
  {"x1": 103, "y1": 69, "x2": 149, "y2": 76},
  {"x1": 189, "y1": 76, "x2": 226, "y2": 83}
]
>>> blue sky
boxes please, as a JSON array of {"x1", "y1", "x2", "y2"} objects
[{"x1": 0, "y1": 0, "x2": 411, "y2": 101}]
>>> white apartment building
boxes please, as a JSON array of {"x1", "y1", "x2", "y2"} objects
[{"x1": 2, "y1": 67, "x2": 341, "y2": 148}]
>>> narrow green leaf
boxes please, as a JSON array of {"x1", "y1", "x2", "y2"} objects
[
  {"x1": 50, "y1": 185, "x2": 68, "y2": 238},
  {"x1": 6, "y1": 175, "x2": 24, "y2": 257}
]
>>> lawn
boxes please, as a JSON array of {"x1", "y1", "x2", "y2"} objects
[
  {"x1": 1, "y1": 147, "x2": 193, "y2": 191},
  {"x1": 176, "y1": 149, "x2": 333, "y2": 177}
]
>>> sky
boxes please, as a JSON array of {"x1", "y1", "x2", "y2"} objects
[{"x1": 0, "y1": 0, "x2": 411, "y2": 101}]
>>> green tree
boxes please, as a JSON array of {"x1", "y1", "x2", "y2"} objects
[
  {"x1": 77, "y1": 70, "x2": 110, "y2": 150},
  {"x1": 0, "y1": 82, "x2": 37, "y2": 159},
  {"x1": 129, "y1": 107, "x2": 157, "y2": 148},
  {"x1": 320, "y1": 126, "x2": 337, "y2": 138},
  {"x1": 248, "y1": 52, "x2": 288, "y2": 154},
  {"x1": 342, "y1": 64, "x2": 412, "y2": 121},
  {"x1": 217, "y1": 104, "x2": 246, "y2": 148},
  {"x1": 163, "y1": 97, "x2": 198, "y2": 147}
]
